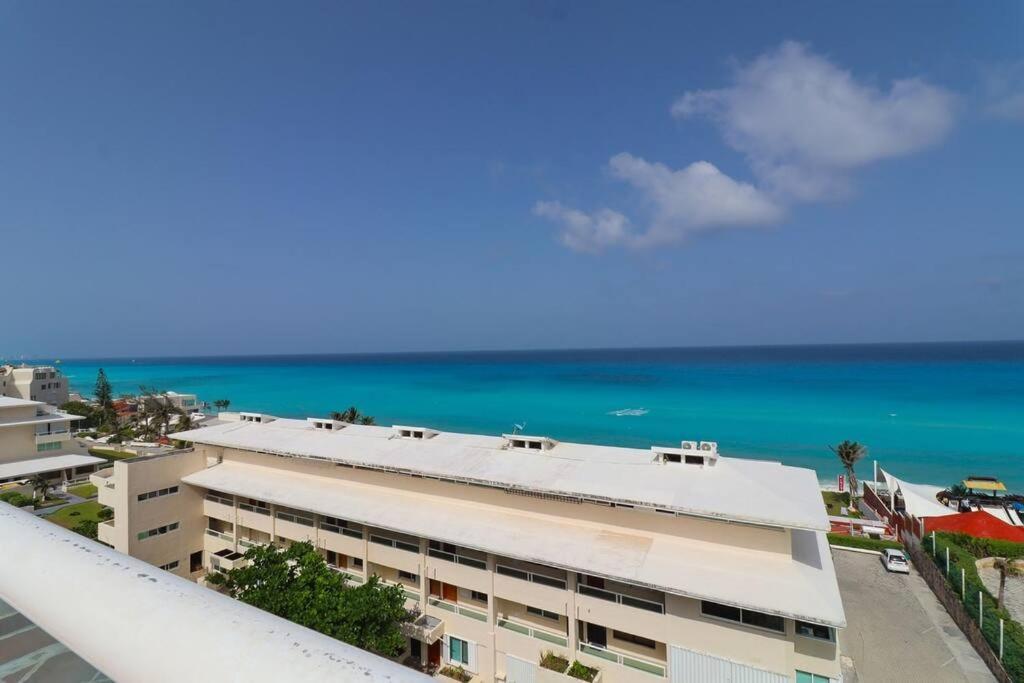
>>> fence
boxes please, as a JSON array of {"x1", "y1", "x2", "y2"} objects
[{"x1": 907, "y1": 533, "x2": 1022, "y2": 682}]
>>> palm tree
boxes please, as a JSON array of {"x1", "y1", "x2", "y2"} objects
[
  {"x1": 213, "y1": 399, "x2": 231, "y2": 412},
  {"x1": 176, "y1": 409, "x2": 194, "y2": 432},
  {"x1": 142, "y1": 393, "x2": 176, "y2": 436},
  {"x1": 29, "y1": 474, "x2": 50, "y2": 503},
  {"x1": 994, "y1": 557, "x2": 1024, "y2": 611},
  {"x1": 830, "y1": 441, "x2": 867, "y2": 507},
  {"x1": 330, "y1": 406, "x2": 376, "y2": 425}
]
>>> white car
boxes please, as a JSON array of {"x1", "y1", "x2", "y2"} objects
[{"x1": 881, "y1": 548, "x2": 910, "y2": 573}]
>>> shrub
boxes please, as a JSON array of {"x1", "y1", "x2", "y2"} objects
[
  {"x1": 98, "y1": 507, "x2": 114, "y2": 520},
  {"x1": 438, "y1": 665, "x2": 471, "y2": 682},
  {"x1": 72, "y1": 519, "x2": 98, "y2": 540},
  {"x1": 827, "y1": 533, "x2": 903, "y2": 552},
  {"x1": 0, "y1": 491, "x2": 32, "y2": 507},
  {"x1": 540, "y1": 651, "x2": 570, "y2": 672},
  {"x1": 927, "y1": 533, "x2": 1024, "y2": 679},
  {"x1": 566, "y1": 661, "x2": 598, "y2": 682}
]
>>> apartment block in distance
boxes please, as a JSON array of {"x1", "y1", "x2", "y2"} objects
[
  {"x1": 0, "y1": 396, "x2": 103, "y2": 485},
  {"x1": 94, "y1": 413, "x2": 846, "y2": 683},
  {"x1": 0, "y1": 364, "x2": 69, "y2": 406}
]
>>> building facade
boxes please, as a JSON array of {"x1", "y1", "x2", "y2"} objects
[
  {"x1": 0, "y1": 396, "x2": 102, "y2": 485},
  {"x1": 0, "y1": 365, "x2": 69, "y2": 406},
  {"x1": 93, "y1": 413, "x2": 845, "y2": 683}
]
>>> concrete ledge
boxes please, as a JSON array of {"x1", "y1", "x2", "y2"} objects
[{"x1": 830, "y1": 544, "x2": 883, "y2": 556}]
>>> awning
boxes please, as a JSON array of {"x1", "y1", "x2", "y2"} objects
[
  {"x1": 881, "y1": 469, "x2": 956, "y2": 520},
  {"x1": 963, "y1": 478, "x2": 1006, "y2": 492},
  {"x1": 183, "y1": 461, "x2": 846, "y2": 627},
  {"x1": 922, "y1": 510, "x2": 1024, "y2": 542}
]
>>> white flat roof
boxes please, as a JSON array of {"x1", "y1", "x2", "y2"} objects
[
  {"x1": 0, "y1": 396, "x2": 42, "y2": 408},
  {"x1": 172, "y1": 419, "x2": 829, "y2": 531},
  {"x1": 183, "y1": 461, "x2": 845, "y2": 627},
  {"x1": 0, "y1": 454, "x2": 105, "y2": 480},
  {"x1": 0, "y1": 504, "x2": 428, "y2": 683}
]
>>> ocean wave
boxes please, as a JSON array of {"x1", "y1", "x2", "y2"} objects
[{"x1": 607, "y1": 408, "x2": 649, "y2": 417}]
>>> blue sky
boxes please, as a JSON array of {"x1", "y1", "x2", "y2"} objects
[{"x1": 2, "y1": 1, "x2": 1022, "y2": 358}]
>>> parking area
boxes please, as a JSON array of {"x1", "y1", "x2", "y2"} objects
[{"x1": 834, "y1": 548, "x2": 995, "y2": 683}]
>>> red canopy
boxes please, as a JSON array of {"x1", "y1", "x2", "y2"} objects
[{"x1": 922, "y1": 510, "x2": 1024, "y2": 542}]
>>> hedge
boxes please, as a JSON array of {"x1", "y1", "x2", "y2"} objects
[
  {"x1": 827, "y1": 533, "x2": 903, "y2": 552},
  {"x1": 927, "y1": 532, "x2": 1024, "y2": 680}
]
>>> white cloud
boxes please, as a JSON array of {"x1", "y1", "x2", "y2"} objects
[
  {"x1": 672, "y1": 41, "x2": 956, "y2": 199},
  {"x1": 534, "y1": 156, "x2": 782, "y2": 252},
  {"x1": 533, "y1": 201, "x2": 632, "y2": 253},
  {"x1": 536, "y1": 41, "x2": 956, "y2": 251}
]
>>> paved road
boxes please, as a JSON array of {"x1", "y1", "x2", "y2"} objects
[{"x1": 835, "y1": 548, "x2": 995, "y2": 683}]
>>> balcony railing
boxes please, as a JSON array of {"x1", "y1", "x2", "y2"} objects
[
  {"x1": 205, "y1": 493, "x2": 234, "y2": 507},
  {"x1": 369, "y1": 534, "x2": 419, "y2": 554},
  {"x1": 427, "y1": 597, "x2": 487, "y2": 623},
  {"x1": 205, "y1": 529, "x2": 234, "y2": 542},
  {"x1": 497, "y1": 617, "x2": 568, "y2": 647},
  {"x1": 577, "y1": 584, "x2": 664, "y2": 614},
  {"x1": 320, "y1": 521, "x2": 363, "y2": 539},
  {"x1": 579, "y1": 642, "x2": 666, "y2": 677},
  {"x1": 495, "y1": 564, "x2": 567, "y2": 590},
  {"x1": 238, "y1": 538, "x2": 259, "y2": 550},
  {"x1": 276, "y1": 510, "x2": 315, "y2": 527},
  {"x1": 238, "y1": 502, "x2": 271, "y2": 515},
  {"x1": 427, "y1": 548, "x2": 487, "y2": 570}
]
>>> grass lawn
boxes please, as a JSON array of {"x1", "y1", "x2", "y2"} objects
[
  {"x1": 88, "y1": 447, "x2": 136, "y2": 461},
  {"x1": 45, "y1": 501, "x2": 107, "y2": 529},
  {"x1": 822, "y1": 491, "x2": 861, "y2": 517},
  {"x1": 69, "y1": 483, "x2": 97, "y2": 499}
]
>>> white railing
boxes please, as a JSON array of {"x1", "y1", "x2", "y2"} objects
[
  {"x1": 205, "y1": 528, "x2": 234, "y2": 542},
  {"x1": 495, "y1": 563, "x2": 568, "y2": 590},
  {"x1": 369, "y1": 534, "x2": 418, "y2": 553},
  {"x1": 577, "y1": 583, "x2": 664, "y2": 614},
  {"x1": 578, "y1": 642, "x2": 666, "y2": 677},
  {"x1": 496, "y1": 617, "x2": 568, "y2": 646},
  {"x1": 427, "y1": 547, "x2": 487, "y2": 570},
  {"x1": 205, "y1": 493, "x2": 234, "y2": 507},
  {"x1": 238, "y1": 502, "x2": 270, "y2": 515},
  {"x1": 427, "y1": 597, "x2": 488, "y2": 623}
]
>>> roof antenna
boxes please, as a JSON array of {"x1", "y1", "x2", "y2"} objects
[{"x1": 512, "y1": 422, "x2": 526, "y2": 435}]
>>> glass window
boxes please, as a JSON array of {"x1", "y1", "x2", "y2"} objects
[
  {"x1": 701, "y1": 601, "x2": 742, "y2": 622},
  {"x1": 741, "y1": 610, "x2": 785, "y2": 633},
  {"x1": 795, "y1": 621, "x2": 834, "y2": 641},
  {"x1": 449, "y1": 637, "x2": 467, "y2": 665},
  {"x1": 796, "y1": 671, "x2": 831, "y2": 683}
]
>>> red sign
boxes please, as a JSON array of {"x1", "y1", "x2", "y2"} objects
[{"x1": 838, "y1": 474, "x2": 845, "y2": 492}]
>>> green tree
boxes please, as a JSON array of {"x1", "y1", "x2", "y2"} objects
[
  {"x1": 94, "y1": 369, "x2": 115, "y2": 424},
  {"x1": 97, "y1": 506, "x2": 114, "y2": 521},
  {"x1": 830, "y1": 440, "x2": 867, "y2": 507},
  {"x1": 213, "y1": 399, "x2": 231, "y2": 411},
  {"x1": 73, "y1": 519, "x2": 98, "y2": 540},
  {"x1": 29, "y1": 474, "x2": 50, "y2": 502},
  {"x1": 330, "y1": 406, "x2": 376, "y2": 425},
  {"x1": 209, "y1": 541, "x2": 407, "y2": 656},
  {"x1": 60, "y1": 400, "x2": 98, "y2": 429}
]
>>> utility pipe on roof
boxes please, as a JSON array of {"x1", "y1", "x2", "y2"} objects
[{"x1": 0, "y1": 503, "x2": 429, "y2": 683}]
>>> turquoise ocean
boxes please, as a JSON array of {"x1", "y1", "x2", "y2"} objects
[{"x1": 46, "y1": 342, "x2": 1024, "y2": 490}]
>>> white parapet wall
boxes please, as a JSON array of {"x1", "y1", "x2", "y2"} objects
[{"x1": 0, "y1": 503, "x2": 428, "y2": 683}]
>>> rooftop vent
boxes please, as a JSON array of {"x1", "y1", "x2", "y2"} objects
[
  {"x1": 652, "y1": 440, "x2": 718, "y2": 467},
  {"x1": 239, "y1": 412, "x2": 274, "y2": 424},
  {"x1": 393, "y1": 425, "x2": 438, "y2": 440},
  {"x1": 308, "y1": 418, "x2": 346, "y2": 432},
  {"x1": 502, "y1": 434, "x2": 556, "y2": 452}
]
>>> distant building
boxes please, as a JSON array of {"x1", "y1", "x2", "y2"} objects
[
  {"x1": 143, "y1": 391, "x2": 200, "y2": 414},
  {"x1": 0, "y1": 396, "x2": 103, "y2": 485},
  {"x1": 95, "y1": 414, "x2": 846, "y2": 683},
  {"x1": 0, "y1": 364, "x2": 69, "y2": 406}
]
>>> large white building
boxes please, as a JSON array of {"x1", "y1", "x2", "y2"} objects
[
  {"x1": 0, "y1": 396, "x2": 103, "y2": 485},
  {"x1": 0, "y1": 364, "x2": 69, "y2": 406},
  {"x1": 94, "y1": 413, "x2": 846, "y2": 683}
]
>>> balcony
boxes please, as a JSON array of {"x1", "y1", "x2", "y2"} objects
[
  {"x1": 236, "y1": 501, "x2": 272, "y2": 533},
  {"x1": 98, "y1": 519, "x2": 116, "y2": 545},
  {"x1": 400, "y1": 613, "x2": 444, "y2": 644},
  {"x1": 577, "y1": 583, "x2": 664, "y2": 614},
  {"x1": 204, "y1": 528, "x2": 235, "y2": 554},
  {"x1": 497, "y1": 617, "x2": 569, "y2": 648},
  {"x1": 34, "y1": 431, "x2": 68, "y2": 446},
  {"x1": 494, "y1": 562, "x2": 568, "y2": 610},
  {"x1": 427, "y1": 547, "x2": 490, "y2": 593},
  {"x1": 275, "y1": 509, "x2": 316, "y2": 543},
  {"x1": 368, "y1": 533, "x2": 420, "y2": 573},
  {"x1": 203, "y1": 493, "x2": 236, "y2": 524},
  {"x1": 577, "y1": 642, "x2": 666, "y2": 678},
  {"x1": 426, "y1": 597, "x2": 488, "y2": 623},
  {"x1": 318, "y1": 521, "x2": 365, "y2": 557},
  {"x1": 209, "y1": 549, "x2": 247, "y2": 572}
]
